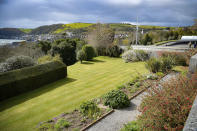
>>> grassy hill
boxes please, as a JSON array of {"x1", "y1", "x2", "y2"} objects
[{"x1": 0, "y1": 56, "x2": 148, "y2": 131}]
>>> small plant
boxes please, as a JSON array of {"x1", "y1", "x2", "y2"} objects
[
  {"x1": 79, "y1": 100, "x2": 100, "y2": 119},
  {"x1": 76, "y1": 50, "x2": 86, "y2": 63},
  {"x1": 103, "y1": 90, "x2": 130, "y2": 109},
  {"x1": 106, "y1": 45, "x2": 122, "y2": 57},
  {"x1": 145, "y1": 58, "x2": 161, "y2": 73},
  {"x1": 156, "y1": 72, "x2": 164, "y2": 77},
  {"x1": 54, "y1": 118, "x2": 70, "y2": 130},
  {"x1": 37, "y1": 122, "x2": 53, "y2": 131},
  {"x1": 133, "y1": 81, "x2": 141, "y2": 88},
  {"x1": 120, "y1": 121, "x2": 141, "y2": 131},
  {"x1": 146, "y1": 74, "x2": 158, "y2": 80}
]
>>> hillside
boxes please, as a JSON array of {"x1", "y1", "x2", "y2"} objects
[{"x1": 0, "y1": 23, "x2": 170, "y2": 39}]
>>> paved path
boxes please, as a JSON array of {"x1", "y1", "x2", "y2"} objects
[
  {"x1": 86, "y1": 92, "x2": 146, "y2": 131},
  {"x1": 86, "y1": 73, "x2": 178, "y2": 131}
]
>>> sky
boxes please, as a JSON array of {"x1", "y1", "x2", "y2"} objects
[{"x1": 0, "y1": 0, "x2": 197, "y2": 28}]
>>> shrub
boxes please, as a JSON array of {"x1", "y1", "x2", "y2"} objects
[
  {"x1": 120, "y1": 121, "x2": 141, "y2": 131},
  {"x1": 122, "y1": 50, "x2": 149, "y2": 63},
  {"x1": 160, "y1": 56, "x2": 174, "y2": 73},
  {"x1": 79, "y1": 100, "x2": 100, "y2": 119},
  {"x1": 145, "y1": 58, "x2": 161, "y2": 73},
  {"x1": 103, "y1": 90, "x2": 130, "y2": 109},
  {"x1": 0, "y1": 62, "x2": 10, "y2": 73},
  {"x1": 138, "y1": 75, "x2": 197, "y2": 130},
  {"x1": 37, "y1": 54, "x2": 62, "y2": 64},
  {"x1": 106, "y1": 45, "x2": 122, "y2": 57},
  {"x1": 122, "y1": 50, "x2": 138, "y2": 62},
  {"x1": 51, "y1": 39, "x2": 76, "y2": 66},
  {"x1": 76, "y1": 50, "x2": 86, "y2": 63},
  {"x1": 82, "y1": 45, "x2": 96, "y2": 60},
  {"x1": 55, "y1": 118, "x2": 70, "y2": 130},
  {"x1": 38, "y1": 41, "x2": 51, "y2": 54},
  {"x1": 5, "y1": 55, "x2": 36, "y2": 71},
  {"x1": 135, "y1": 50, "x2": 150, "y2": 61},
  {"x1": 0, "y1": 61, "x2": 67, "y2": 101}
]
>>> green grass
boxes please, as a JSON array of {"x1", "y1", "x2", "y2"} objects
[
  {"x1": 0, "y1": 56, "x2": 148, "y2": 131},
  {"x1": 155, "y1": 40, "x2": 177, "y2": 46},
  {"x1": 19, "y1": 28, "x2": 32, "y2": 33}
]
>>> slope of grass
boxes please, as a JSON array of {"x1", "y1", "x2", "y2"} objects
[
  {"x1": 54, "y1": 23, "x2": 93, "y2": 33},
  {"x1": 19, "y1": 28, "x2": 32, "y2": 33},
  {"x1": 0, "y1": 56, "x2": 148, "y2": 131}
]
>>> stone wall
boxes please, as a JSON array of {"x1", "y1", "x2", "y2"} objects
[
  {"x1": 189, "y1": 54, "x2": 197, "y2": 73},
  {"x1": 183, "y1": 96, "x2": 197, "y2": 131}
]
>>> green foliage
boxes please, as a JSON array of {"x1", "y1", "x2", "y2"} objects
[
  {"x1": 37, "y1": 54, "x2": 62, "y2": 64},
  {"x1": 122, "y1": 50, "x2": 149, "y2": 63},
  {"x1": 82, "y1": 45, "x2": 96, "y2": 60},
  {"x1": 138, "y1": 75, "x2": 197, "y2": 130},
  {"x1": 156, "y1": 72, "x2": 164, "y2": 77},
  {"x1": 1, "y1": 55, "x2": 36, "y2": 73},
  {"x1": 55, "y1": 118, "x2": 70, "y2": 130},
  {"x1": 37, "y1": 122, "x2": 53, "y2": 131},
  {"x1": 145, "y1": 58, "x2": 161, "y2": 73},
  {"x1": 38, "y1": 41, "x2": 51, "y2": 54},
  {"x1": 0, "y1": 61, "x2": 67, "y2": 101},
  {"x1": 103, "y1": 90, "x2": 130, "y2": 109},
  {"x1": 51, "y1": 39, "x2": 76, "y2": 66},
  {"x1": 134, "y1": 50, "x2": 149, "y2": 61},
  {"x1": 160, "y1": 56, "x2": 174, "y2": 73},
  {"x1": 120, "y1": 121, "x2": 141, "y2": 131},
  {"x1": 76, "y1": 50, "x2": 86, "y2": 63},
  {"x1": 141, "y1": 34, "x2": 152, "y2": 45},
  {"x1": 79, "y1": 100, "x2": 100, "y2": 119},
  {"x1": 106, "y1": 45, "x2": 122, "y2": 57}
]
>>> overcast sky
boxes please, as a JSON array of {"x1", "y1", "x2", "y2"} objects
[{"x1": 0, "y1": 0, "x2": 197, "y2": 28}]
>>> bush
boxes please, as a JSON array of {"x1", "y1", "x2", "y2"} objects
[
  {"x1": 145, "y1": 58, "x2": 161, "y2": 73},
  {"x1": 0, "y1": 61, "x2": 67, "y2": 101},
  {"x1": 135, "y1": 50, "x2": 150, "y2": 61},
  {"x1": 106, "y1": 45, "x2": 122, "y2": 57},
  {"x1": 37, "y1": 54, "x2": 62, "y2": 64},
  {"x1": 55, "y1": 118, "x2": 70, "y2": 130},
  {"x1": 38, "y1": 41, "x2": 51, "y2": 54},
  {"x1": 122, "y1": 50, "x2": 149, "y2": 63},
  {"x1": 0, "y1": 62, "x2": 10, "y2": 73},
  {"x1": 82, "y1": 45, "x2": 96, "y2": 60},
  {"x1": 51, "y1": 39, "x2": 76, "y2": 66},
  {"x1": 103, "y1": 90, "x2": 130, "y2": 109},
  {"x1": 160, "y1": 56, "x2": 174, "y2": 73},
  {"x1": 79, "y1": 100, "x2": 100, "y2": 119},
  {"x1": 2, "y1": 55, "x2": 36, "y2": 72},
  {"x1": 122, "y1": 50, "x2": 138, "y2": 62},
  {"x1": 138, "y1": 75, "x2": 197, "y2": 130},
  {"x1": 120, "y1": 121, "x2": 141, "y2": 131},
  {"x1": 76, "y1": 50, "x2": 86, "y2": 63}
]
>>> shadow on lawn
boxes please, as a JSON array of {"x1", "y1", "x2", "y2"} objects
[
  {"x1": 82, "y1": 59, "x2": 106, "y2": 65},
  {"x1": 0, "y1": 77, "x2": 76, "y2": 112}
]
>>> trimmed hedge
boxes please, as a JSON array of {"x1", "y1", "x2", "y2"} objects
[{"x1": 0, "y1": 61, "x2": 67, "y2": 101}]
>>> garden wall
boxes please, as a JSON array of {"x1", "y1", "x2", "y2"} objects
[
  {"x1": 183, "y1": 96, "x2": 197, "y2": 131},
  {"x1": 0, "y1": 61, "x2": 67, "y2": 101},
  {"x1": 189, "y1": 54, "x2": 197, "y2": 73}
]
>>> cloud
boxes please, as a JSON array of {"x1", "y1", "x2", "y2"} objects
[{"x1": 0, "y1": 0, "x2": 197, "y2": 28}]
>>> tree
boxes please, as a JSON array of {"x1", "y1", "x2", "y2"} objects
[
  {"x1": 51, "y1": 39, "x2": 76, "y2": 66},
  {"x1": 76, "y1": 50, "x2": 86, "y2": 63},
  {"x1": 87, "y1": 23, "x2": 115, "y2": 48},
  {"x1": 38, "y1": 41, "x2": 51, "y2": 54},
  {"x1": 82, "y1": 45, "x2": 96, "y2": 60}
]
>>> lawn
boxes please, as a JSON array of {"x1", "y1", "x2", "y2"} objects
[{"x1": 0, "y1": 56, "x2": 148, "y2": 131}]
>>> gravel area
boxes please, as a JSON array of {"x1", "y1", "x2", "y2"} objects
[{"x1": 86, "y1": 73, "x2": 178, "y2": 131}]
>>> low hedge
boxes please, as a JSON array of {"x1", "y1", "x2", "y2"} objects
[{"x1": 0, "y1": 61, "x2": 67, "y2": 101}]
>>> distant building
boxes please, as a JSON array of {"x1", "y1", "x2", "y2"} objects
[{"x1": 181, "y1": 36, "x2": 197, "y2": 42}]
